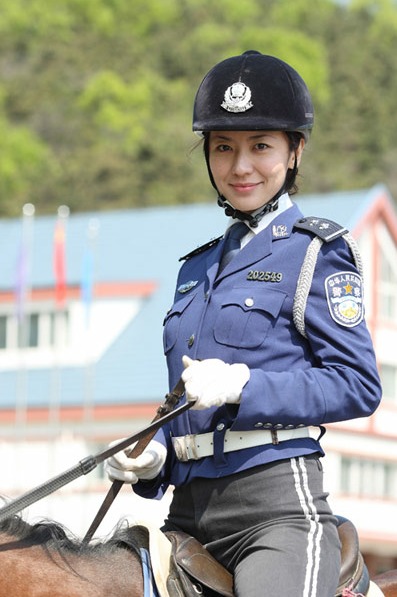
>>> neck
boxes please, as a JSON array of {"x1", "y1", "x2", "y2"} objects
[{"x1": 218, "y1": 192, "x2": 281, "y2": 228}]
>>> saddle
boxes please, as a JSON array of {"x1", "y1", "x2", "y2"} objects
[
  {"x1": 134, "y1": 515, "x2": 370, "y2": 597},
  {"x1": 165, "y1": 530, "x2": 234, "y2": 597},
  {"x1": 335, "y1": 515, "x2": 370, "y2": 596}
]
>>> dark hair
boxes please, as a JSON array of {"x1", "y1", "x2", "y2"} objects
[{"x1": 285, "y1": 131, "x2": 304, "y2": 196}]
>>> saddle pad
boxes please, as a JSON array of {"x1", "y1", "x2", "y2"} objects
[{"x1": 128, "y1": 520, "x2": 172, "y2": 597}]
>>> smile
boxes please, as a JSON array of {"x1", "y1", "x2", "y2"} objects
[{"x1": 230, "y1": 182, "x2": 261, "y2": 192}]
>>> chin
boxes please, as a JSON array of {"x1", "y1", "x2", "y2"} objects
[{"x1": 234, "y1": 202, "x2": 265, "y2": 214}]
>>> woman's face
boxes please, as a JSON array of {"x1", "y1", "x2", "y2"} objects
[{"x1": 208, "y1": 130, "x2": 304, "y2": 213}]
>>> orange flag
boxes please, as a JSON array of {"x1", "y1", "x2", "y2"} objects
[{"x1": 53, "y1": 206, "x2": 69, "y2": 307}]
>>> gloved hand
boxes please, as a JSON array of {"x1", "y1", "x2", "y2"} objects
[
  {"x1": 104, "y1": 439, "x2": 167, "y2": 484},
  {"x1": 182, "y1": 355, "x2": 250, "y2": 410}
]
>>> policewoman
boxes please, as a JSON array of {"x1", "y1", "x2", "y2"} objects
[{"x1": 106, "y1": 51, "x2": 382, "y2": 596}]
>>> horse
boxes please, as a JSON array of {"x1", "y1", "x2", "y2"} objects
[
  {"x1": 0, "y1": 515, "x2": 144, "y2": 597},
  {"x1": 0, "y1": 513, "x2": 396, "y2": 597},
  {"x1": 372, "y1": 572, "x2": 397, "y2": 597}
]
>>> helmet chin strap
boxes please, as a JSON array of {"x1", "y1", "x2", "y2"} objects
[{"x1": 217, "y1": 190, "x2": 281, "y2": 228}]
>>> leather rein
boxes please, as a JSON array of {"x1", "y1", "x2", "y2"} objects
[
  {"x1": 83, "y1": 377, "x2": 187, "y2": 543},
  {"x1": 0, "y1": 378, "x2": 189, "y2": 531}
]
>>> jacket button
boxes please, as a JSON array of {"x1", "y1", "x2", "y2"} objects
[
  {"x1": 245, "y1": 298, "x2": 254, "y2": 307},
  {"x1": 254, "y1": 422, "x2": 263, "y2": 428},
  {"x1": 274, "y1": 423, "x2": 284, "y2": 430},
  {"x1": 216, "y1": 423, "x2": 225, "y2": 431},
  {"x1": 187, "y1": 335, "x2": 195, "y2": 347},
  {"x1": 263, "y1": 422, "x2": 273, "y2": 429}
]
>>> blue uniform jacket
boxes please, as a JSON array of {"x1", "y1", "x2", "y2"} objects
[{"x1": 135, "y1": 203, "x2": 382, "y2": 499}]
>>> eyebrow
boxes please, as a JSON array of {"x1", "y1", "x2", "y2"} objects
[{"x1": 211, "y1": 132, "x2": 277, "y2": 141}]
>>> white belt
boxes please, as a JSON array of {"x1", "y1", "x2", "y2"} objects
[{"x1": 172, "y1": 427, "x2": 310, "y2": 462}]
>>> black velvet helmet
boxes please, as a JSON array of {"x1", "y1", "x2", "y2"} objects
[{"x1": 193, "y1": 50, "x2": 314, "y2": 139}]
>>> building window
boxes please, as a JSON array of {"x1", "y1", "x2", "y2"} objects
[
  {"x1": 0, "y1": 315, "x2": 6, "y2": 349},
  {"x1": 380, "y1": 363, "x2": 397, "y2": 403},
  {"x1": 0, "y1": 310, "x2": 69, "y2": 350},
  {"x1": 341, "y1": 456, "x2": 397, "y2": 499},
  {"x1": 378, "y1": 224, "x2": 397, "y2": 321},
  {"x1": 29, "y1": 313, "x2": 39, "y2": 347}
]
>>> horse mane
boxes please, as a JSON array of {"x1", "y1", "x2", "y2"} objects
[
  {"x1": 0, "y1": 514, "x2": 142, "y2": 557},
  {"x1": 0, "y1": 515, "x2": 34, "y2": 540}
]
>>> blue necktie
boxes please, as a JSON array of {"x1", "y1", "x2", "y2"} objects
[{"x1": 218, "y1": 222, "x2": 248, "y2": 274}]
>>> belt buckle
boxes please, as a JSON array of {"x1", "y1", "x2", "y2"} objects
[{"x1": 173, "y1": 434, "x2": 200, "y2": 462}]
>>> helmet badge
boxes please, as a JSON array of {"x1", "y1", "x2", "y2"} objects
[{"x1": 221, "y1": 81, "x2": 253, "y2": 113}]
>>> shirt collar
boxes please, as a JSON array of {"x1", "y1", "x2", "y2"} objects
[{"x1": 225, "y1": 193, "x2": 293, "y2": 238}]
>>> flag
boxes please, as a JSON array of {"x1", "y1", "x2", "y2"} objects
[
  {"x1": 53, "y1": 206, "x2": 69, "y2": 307},
  {"x1": 15, "y1": 242, "x2": 28, "y2": 323},
  {"x1": 14, "y1": 203, "x2": 35, "y2": 323},
  {"x1": 81, "y1": 245, "x2": 94, "y2": 325},
  {"x1": 81, "y1": 218, "x2": 99, "y2": 327}
]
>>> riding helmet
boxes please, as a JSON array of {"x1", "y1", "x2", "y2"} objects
[{"x1": 193, "y1": 50, "x2": 314, "y2": 139}]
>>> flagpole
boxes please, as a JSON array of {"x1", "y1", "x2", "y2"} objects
[
  {"x1": 15, "y1": 203, "x2": 35, "y2": 437},
  {"x1": 82, "y1": 218, "x2": 100, "y2": 426},
  {"x1": 49, "y1": 206, "x2": 69, "y2": 477}
]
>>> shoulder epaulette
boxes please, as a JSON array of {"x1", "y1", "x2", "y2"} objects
[
  {"x1": 292, "y1": 216, "x2": 363, "y2": 339},
  {"x1": 293, "y1": 216, "x2": 348, "y2": 243},
  {"x1": 179, "y1": 235, "x2": 223, "y2": 261}
]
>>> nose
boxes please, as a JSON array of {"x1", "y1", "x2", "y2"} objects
[{"x1": 232, "y1": 150, "x2": 253, "y2": 176}]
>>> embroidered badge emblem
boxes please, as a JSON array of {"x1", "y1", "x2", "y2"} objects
[
  {"x1": 221, "y1": 82, "x2": 253, "y2": 113},
  {"x1": 177, "y1": 280, "x2": 198, "y2": 294},
  {"x1": 325, "y1": 271, "x2": 363, "y2": 327}
]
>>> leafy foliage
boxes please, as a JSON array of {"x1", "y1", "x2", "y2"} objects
[{"x1": 0, "y1": 0, "x2": 396, "y2": 215}]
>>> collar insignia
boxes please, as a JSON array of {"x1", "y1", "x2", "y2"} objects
[
  {"x1": 221, "y1": 82, "x2": 253, "y2": 113},
  {"x1": 272, "y1": 224, "x2": 288, "y2": 238}
]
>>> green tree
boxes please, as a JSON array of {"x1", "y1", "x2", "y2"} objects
[{"x1": 0, "y1": 0, "x2": 397, "y2": 215}]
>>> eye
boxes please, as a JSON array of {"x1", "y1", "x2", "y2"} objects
[
  {"x1": 255, "y1": 142, "x2": 269, "y2": 150},
  {"x1": 217, "y1": 144, "x2": 231, "y2": 152}
]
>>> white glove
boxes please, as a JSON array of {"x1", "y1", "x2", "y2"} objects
[
  {"x1": 104, "y1": 439, "x2": 167, "y2": 484},
  {"x1": 182, "y1": 355, "x2": 250, "y2": 410}
]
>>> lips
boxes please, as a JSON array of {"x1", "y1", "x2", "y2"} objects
[{"x1": 230, "y1": 182, "x2": 260, "y2": 192}]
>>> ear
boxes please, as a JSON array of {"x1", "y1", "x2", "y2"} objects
[
  {"x1": 288, "y1": 137, "x2": 305, "y2": 169},
  {"x1": 294, "y1": 137, "x2": 306, "y2": 167}
]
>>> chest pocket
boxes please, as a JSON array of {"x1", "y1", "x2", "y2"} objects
[
  {"x1": 214, "y1": 287, "x2": 287, "y2": 349},
  {"x1": 163, "y1": 292, "x2": 197, "y2": 354}
]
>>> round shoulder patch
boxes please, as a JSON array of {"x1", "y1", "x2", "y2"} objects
[{"x1": 325, "y1": 271, "x2": 364, "y2": 327}]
